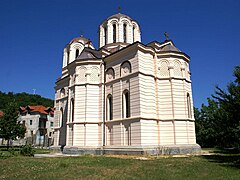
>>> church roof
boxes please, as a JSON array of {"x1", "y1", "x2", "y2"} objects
[
  {"x1": 108, "y1": 13, "x2": 132, "y2": 20},
  {"x1": 100, "y1": 13, "x2": 138, "y2": 26},
  {"x1": 70, "y1": 36, "x2": 90, "y2": 44},
  {"x1": 160, "y1": 44, "x2": 181, "y2": 52},
  {"x1": 77, "y1": 48, "x2": 102, "y2": 60}
]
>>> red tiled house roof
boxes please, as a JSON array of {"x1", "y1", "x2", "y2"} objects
[
  {"x1": 19, "y1": 105, "x2": 54, "y2": 115},
  {"x1": 0, "y1": 111, "x2": 4, "y2": 117}
]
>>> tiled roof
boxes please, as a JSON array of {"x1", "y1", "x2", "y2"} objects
[
  {"x1": 0, "y1": 111, "x2": 4, "y2": 117},
  {"x1": 19, "y1": 105, "x2": 54, "y2": 115}
]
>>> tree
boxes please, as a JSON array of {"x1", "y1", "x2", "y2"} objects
[
  {"x1": 0, "y1": 91, "x2": 54, "y2": 110},
  {"x1": 0, "y1": 100, "x2": 26, "y2": 149},
  {"x1": 195, "y1": 66, "x2": 240, "y2": 148},
  {"x1": 212, "y1": 66, "x2": 240, "y2": 147}
]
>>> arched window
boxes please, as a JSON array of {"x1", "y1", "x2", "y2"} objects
[
  {"x1": 107, "y1": 95, "x2": 113, "y2": 120},
  {"x1": 104, "y1": 27, "x2": 107, "y2": 45},
  {"x1": 75, "y1": 49, "x2": 79, "y2": 59},
  {"x1": 123, "y1": 90, "x2": 130, "y2": 118},
  {"x1": 187, "y1": 93, "x2": 192, "y2": 118},
  {"x1": 133, "y1": 26, "x2": 135, "y2": 42},
  {"x1": 60, "y1": 88, "x2": 65, "y2": 98},
  {"x1": 70, "y1": 99, "x2": 74, "y2": 122},
  {"x1": 59, "y1": 108, "x2": 63, "y2": 127},
  {"x1": 123, "y1": 23, "x2": 127, "y2": 43},
  {"x1": 113, "y1": 24, "x2": 116, "y2": 43}
]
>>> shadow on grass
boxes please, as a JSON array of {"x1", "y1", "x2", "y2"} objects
[{"x1": 202, "y1": 151, "x2": 240, "y2": 169}]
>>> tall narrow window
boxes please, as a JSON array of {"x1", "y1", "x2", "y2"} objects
[
  {"x1": 113, "y1": 24, "x2": 116, "y2": 43},
  {"x1": 67, "y1": 51, "x2": 70, "y2": 63},
  {"x1": 123, "y1": 24, "x2": 127, "y2": 43},
  {"x1": 60, "y1": 108, "x2": 63, "y2": 127},
  {"x1": 75, "y1": 49, "x2": 79, "y2": 59},
  {"x1": 123, "y1": 90, "x2": 130, "y2": 118},
  {"x1": 104, "y1": 27, "x2": 107, "y2": 45},
  {"x1": 30, "y1": 120, "x2": 33, "y2": 125},
  {"x1": 70, "y1": 99, "x2": 74, "y2": 122},
  {"x1": 60, "y1": 88, "x2": 65, "y2": 98},
  {"x1": 107, "y1": 95, "x2": 113, "y2": 120},
  {"x1": 187, "y1": 93, "x2": 192, "y2": 118},
  {"x1": 133, "y1": 26, "x2": 135, "y2": 42}
]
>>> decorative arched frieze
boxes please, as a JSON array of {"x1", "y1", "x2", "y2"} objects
[
  {"x1": 159, "y1": 60, "x2": 169, "y2": 77},
  {"x1": 173, "y1": 60, "x2": 182, "y2": 77},
  {"x1": 90, "y1": 67, "x2": 99, "y2": 82},
  {"x1": 120, "y1": 61, "x2": 132, "y2": 77},
  {"x1": 77, "y1": 66, "x2": 87, "y2": 83},
  {"x1": 185, "y1": 62, "x2": 190, "y2": 79},
  {"x1": 106, "y1": 68, "x2": 115, "y2": 82}
]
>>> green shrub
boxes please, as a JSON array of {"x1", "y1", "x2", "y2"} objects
[
  {"x1": 20, "y1": 145, "x2": 35, "y2": 156},
  {"x1": 8, "y1": 148, "x2": 18, "y2": 156}
]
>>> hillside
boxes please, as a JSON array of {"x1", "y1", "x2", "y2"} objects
[{"x1": 0, "y1": 91, "x2": 54, "y2": 110}]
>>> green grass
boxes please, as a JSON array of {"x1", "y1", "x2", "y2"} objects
[{"x1": 0, "y1": 151, "x2": 240, "y2": 179}]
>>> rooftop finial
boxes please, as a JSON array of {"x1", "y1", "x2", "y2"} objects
[
  {"x1": 80, "y1": 30, "x2": 84, "y2": 37},
  {"x1": 118, "y1": 0, "x2": 121, "y2": 13},
  {"x1": 164, "y1": 32, "x2": 169, "y2": 40}
]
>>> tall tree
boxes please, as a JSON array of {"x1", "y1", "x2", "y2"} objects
[
  {"x1": 212, "y1": 66, "x2": 240, "y2": 147},
  {"x1": 0, "y1": 100, "x2": 26, "y2": 149},
  {"x1": 195, "y1": 66, "x2": 240, "y2": 148}
]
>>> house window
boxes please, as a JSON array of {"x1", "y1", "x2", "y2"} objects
[
  {"x1": 187, "y1": 93, "x2": 192, "y2": 118},
  {"x1": 123, "y1": 23, "x2": 127, "y2": 43},
  {"x1": 49, "y1": 132, "x2": 52, "y2": 137},
  {"x1": 50, "y1": 122, "x2": 54, "y2": 127},
  {"x1": 30, "y1": 120, "x2": 32, "y2": 125},
  {"x1": 75, "y1": 49, "x2": 79, "y2": 59},
  {"x1": 107, "y1": 95, "x2": 113, "y2": 120},
  {"x1": 123, "y1": 90, "x2": 130, "y2": 118},
  {"x1": 113, "y1": 24, "x2": 116, "y2": 43}
]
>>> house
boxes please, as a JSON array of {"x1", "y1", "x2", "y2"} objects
[
  {"x1": 52, "y1": 12, "x2": 200, "y2": 155},
  {"x1": 18, "y1": 105, "x2": 54, "y2": 146}
]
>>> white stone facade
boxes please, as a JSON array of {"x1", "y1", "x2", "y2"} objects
[{"x1": 52, "y1": 13, "x2": 200, "y2": 154}]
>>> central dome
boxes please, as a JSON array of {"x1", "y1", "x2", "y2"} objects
[
  {"x1": 107, "y1": 13, "x2": 132, "y2": 20},
  {"x1": 98, "y1": 13, "x2": 141, "y2": 50}
]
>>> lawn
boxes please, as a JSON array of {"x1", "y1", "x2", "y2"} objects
[{"x1": 0, "y1": 149, "x2": 240, "y2": 179}]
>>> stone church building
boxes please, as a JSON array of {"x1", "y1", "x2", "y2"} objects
[{"x1": 52, "y1": 12, "x2": 200, "y2": 154}]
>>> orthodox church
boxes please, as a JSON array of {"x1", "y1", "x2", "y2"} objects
[{"x1": 52, "y1": 12, "x2": 200, "y2": 154}]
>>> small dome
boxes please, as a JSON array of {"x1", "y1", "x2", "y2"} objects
[
  {"x1": 161, "y1": 44, "x2": 181, "y2": 52},
  {"x1": 70, "y1": 35, "x2": 92, "y2": 45}
]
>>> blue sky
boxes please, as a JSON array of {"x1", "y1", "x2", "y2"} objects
[{"x1": 0, "y1": 0, "x2": 239, "y2": 108}]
